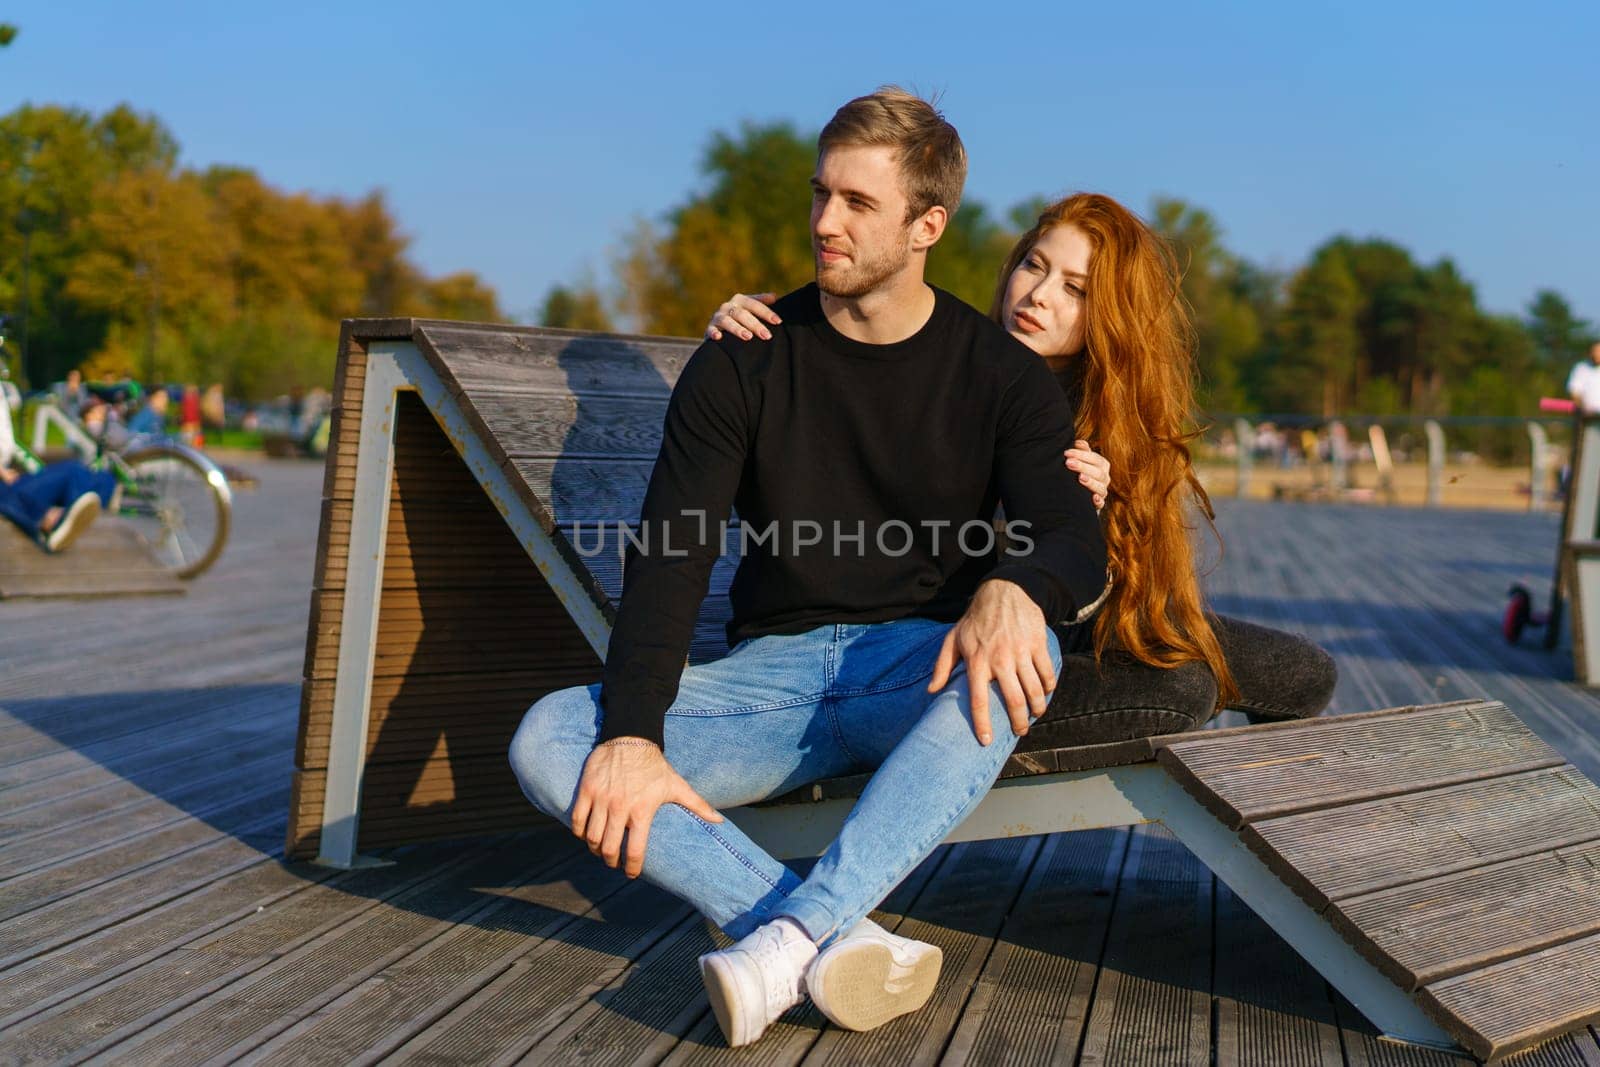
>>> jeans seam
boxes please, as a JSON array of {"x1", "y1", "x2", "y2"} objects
[
  {"x1": 1229, "y1": 699, "x2": 1298, "y2": 715},
  {"x1": 690, "y1": 812, "x2": 787, "y2": 891},
  {"x1": 829, "y1": 671, "x2": 940, "y2": 699},
  {"x1": 822, "y1": 696, "x2": 860, "y2": 765},
  {"x1": 667, "y1": 692, "x2": 824, "y2": 718}
]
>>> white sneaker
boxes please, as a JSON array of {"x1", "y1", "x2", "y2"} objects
[
  {"x1": 805, "y1": 917, "x2": 942, "y2": 1032},
  {"x1": 45, "y1": 493, "x2": 100, "y2": 553},
  {"x1": 699, "y1": 919, "x2": 817, "y2": 1047}
]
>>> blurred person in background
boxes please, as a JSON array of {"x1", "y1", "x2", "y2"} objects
[
  {"x1": 1567, "y1": 341, "x2": 1600, "y2": 414},
  {"x1": 126, "y1": 387, "x2": 170, "y2": 439}
]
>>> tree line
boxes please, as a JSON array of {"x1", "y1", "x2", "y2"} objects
[
  {"x1": 0, "y1": 102, "x2": 500, "y2": 400},
  {"x1": 544, "y1": 122, "x2": 1596, "y2": 419},
  {"x1": 3, "y1": 100, "x2": 1590, "y2": 418}
]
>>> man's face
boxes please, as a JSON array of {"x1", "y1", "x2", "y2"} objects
[
  {"x1": 810, "y1": 144, "x2": 916, "y2": 298},
  {"x1": 1590, "y1": 342, "x2": 1600, "y2": 364}
]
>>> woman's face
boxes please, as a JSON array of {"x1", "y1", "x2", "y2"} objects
[{"x1": 1001, "y1": 224, "x2": 1092, "y2": 358}]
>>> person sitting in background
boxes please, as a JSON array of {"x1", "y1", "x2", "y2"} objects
[
  {"x1": 126, "y1": 387, "x2": 170, "y2": 438},
  {"x1": 0, "y1": 460, "x2": 115, "y2": 553},
  {"x1": 0, "y1": 379, "x2": 115, "y2": 552},
  {"x1": 51, "y1": 369, "x2": 90, "y2": 419}
]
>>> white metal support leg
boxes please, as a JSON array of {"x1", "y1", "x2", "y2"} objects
[
  {"x1": 314, "y1": 350, "x2": 410, "y2": 869},
  {"x1": 313, "y1": 341, "x2": 614, "y2": 868}
]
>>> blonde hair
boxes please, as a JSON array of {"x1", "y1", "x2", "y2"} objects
[
  {"x1": 819, "y1": 86, "x2": 967, "y2": 222},
  {"x1": 993, "y1": 193, "x2": 1238, "y2": 706}
]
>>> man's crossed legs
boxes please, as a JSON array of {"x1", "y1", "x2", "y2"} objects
[{"x1": 510, "y1": 617, "x2": 1061, "y2": 1044}]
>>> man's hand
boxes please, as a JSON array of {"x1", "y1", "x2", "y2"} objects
[
  {"x1": 570, "y1": 739, "x2": 723, "y2": 878},
  {"x1": 928, "y1": 579, "x2": 1057, "y2": 745},
  {"x1": 0, "y1": 466, "x2": 18, "y2": 486}
]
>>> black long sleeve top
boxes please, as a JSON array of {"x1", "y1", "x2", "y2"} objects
[{"x1": 597, "y1": 284, "x2": 1108, "y2": 747}]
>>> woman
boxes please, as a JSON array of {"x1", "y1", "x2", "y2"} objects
[{"x1": 705, "y1": 192, "x2": 1336, "y2": 745}]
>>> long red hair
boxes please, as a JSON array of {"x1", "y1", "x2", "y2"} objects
[{"x1": 992, "y1": 193, "x2": 1236, "y2": 704}]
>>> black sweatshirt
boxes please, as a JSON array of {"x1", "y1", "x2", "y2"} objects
[{"x1": 597, "y1": 284, "x2": 1108, "y2": 747}]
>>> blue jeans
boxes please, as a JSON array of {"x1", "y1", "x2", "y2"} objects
[
  {"x1": 0, "y1": 461, "x2": 117, "y2": 540},
  {"x1": 510, "y1": 618, "x2": 1061, "y2": 945}
]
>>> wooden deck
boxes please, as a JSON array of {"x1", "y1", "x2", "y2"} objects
[{"x1": 3, "y1": 459, "x2": 1599, "y2": 1065}]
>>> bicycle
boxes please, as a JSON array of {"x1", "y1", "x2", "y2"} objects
[{"x1": 1, "y1": 337, "x2": 233, "y2": 579}]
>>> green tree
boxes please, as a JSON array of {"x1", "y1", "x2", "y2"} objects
[
  {"x1": 1526, "y1": 289, "x2": 1595, "y2": 373},
  {"x1": 541, "y1": 284, "x2": 614, "y2": 331},
  {"x1": 1409, "y1": 259, "x2": 1479, "y2": 415},
  {"x1": 1152, "y1": 198, "x2": 1264, "y2": 411},
  {"x1": 925, "y1": 203, "x2": 1014, "y2": 311},
  {"x1": 1273, "y1": 245, "x2": 1361, "y2": 415}
]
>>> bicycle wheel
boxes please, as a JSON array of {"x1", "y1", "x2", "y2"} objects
[{"x1": 117, "y1": 444, "x2": 233, "y2": 578}]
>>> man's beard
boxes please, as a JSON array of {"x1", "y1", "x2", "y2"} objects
[{"x1": 815, "y1": 239, "x2": 911, "y2": 298}]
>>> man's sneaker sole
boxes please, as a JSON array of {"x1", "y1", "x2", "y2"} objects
[
  {"x1": 699, "y1": 952, "x2": 764, "y2": 1047},
  {"x1": 807, "y1": 938, "x2": 942, "y2": 1031}
]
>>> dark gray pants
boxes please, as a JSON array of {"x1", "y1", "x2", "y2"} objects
[{"x1": 1027, "y1": 615, "x2": 1336, "y2": 749}]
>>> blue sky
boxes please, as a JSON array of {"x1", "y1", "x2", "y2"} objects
[{"x1": 4, "y1": 1, "x2": 1596, "y2": 325}]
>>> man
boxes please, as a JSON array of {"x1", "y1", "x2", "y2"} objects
[
  {"x1": 1569, "y1": 341, "x2": 1600, "y2": 414},
  {"x1": 509, "y1": 87, "x2": 1105, "y2": 1047}
]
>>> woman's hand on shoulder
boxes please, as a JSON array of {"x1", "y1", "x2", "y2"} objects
[
  {"x1": 706, "y1": 293, "x2": 781, "y2": 342},
  {"x1": 1065, "y1": 439, "x2": 1110, "y2": 512}
]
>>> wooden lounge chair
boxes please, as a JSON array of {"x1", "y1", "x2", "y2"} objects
[{"x1": 289, "y1": 319, "x2": 1600, "y2": 1062}]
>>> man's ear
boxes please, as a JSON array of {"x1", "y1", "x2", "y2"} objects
[{"x1": 910, "y1": 205, "x2": 949, "y2": 252}]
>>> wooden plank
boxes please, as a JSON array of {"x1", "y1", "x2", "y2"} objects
[
  {"x1": 0, "y1": 817, "x2": 287, "y2": 970},
  {"x1": 940, "y1": 829, "x2": 1127, "y2": 1065},
  {"x1": 1244, "y1": 765, "x2": 1600, "y2": 909},
  {"x1": 797, "y1": 837, "x2": 1043, "y2": 1066},
  {"x1": 513, "y1": 910, "x2": 714, "y2": 1066},
  {"x1": 1212, "y1": 881, "x2": 1344, "y2": 1067},
  {"x1": 1156, "y1": 700, "x2": 1565, "y2": 829},
  {"x1": 0, "y1": 734, "x2": 286, "y2": 844},
  {"x1": 0, "y1": 682, "x2": 296, "y2": 776},
  {"x1": 221, "y1": 849, "x2": 638, "y2": 1066},
  {"x1": 1417, "y1": 931, "x2": 1600, "y2": 1061},
  {"x1": 1331, "y1": 840, "x2": 1600, "y2": 990},
  {"x1": 468, "y1": 390, "x2": 667, "y2": 461},
  {"x1": 417, "y1": 323, "x2": 693, "y2": 399},
  {"x1": 1, "y1": 715, "x2": 277, "y2": 810},
  {"x1": 508, "y1": 456, "x2": 654, "y2": 524},
  {"x1": 1076, "y1": 824, "x2": 1212, "y2": 1067},
  {"x1": 380, "y1": 877, "x2": 692, "y2": 1063},
  {"x1": 0, "y1": 519, "x2": 186, "y2": 599},
  {"x1": 0, "y1": 856, "x2": 335, "y2": 1027},
  {"x1": 0, "y1": 752, "x2": 285, "y2": 879},
  {"x1": 52, "y1": 833, "x2": 575, "y2": 1066},
  {"x1": 1003, "y1": 736, "x2": 1157, "y2": 778},
  {"x1": 0, "y1": 782, "x2": 287, "y2": 924}
]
